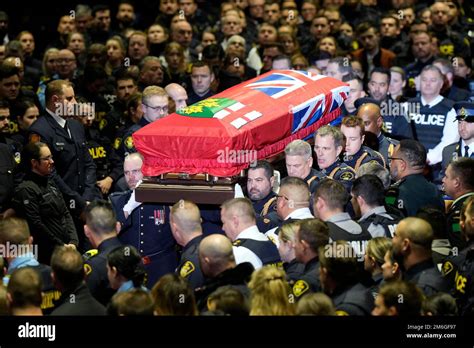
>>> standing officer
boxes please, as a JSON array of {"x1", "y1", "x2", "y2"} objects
[
  {"x1": 341, "y1": 116, "x2": 386, "y2": 171},
  {"x1": 110, "y1": 152, "x2": 178, "y2": 288},
  {"x1": 28, "y1": 79, "x2": 100, "y2": 220},
  {"x1": 246, "y1": 160, "x2": 281, "y2": 232},
  {"x1": 76, "y1": 99, "x2": 123, "y2": 196},
  {"x1": 441, "y1": 196, "x2": 474, "y2": 315},
  {"x1": 386, "y1": 139, "x2": 444, "y2": 216},
  {"x1": 221, "y1": 198, "x2": 281, "y2": 270},
  {"x1": 314, "y1": 125, "x2": 356, "y2": 192},
  {"x1": 356, "y1": 98, "x2": 399, "y2": 165},
  {"x1": 83, "y1": 200, "x2": 122, "y2": 305},
  {"x1": 442, "y1": 158, "x2": 474, "y2": 250},
  {"x1": 170, "y1": 199, "x2": 205, "y2": 290},
  {"x1": 291, "y1": 219, "x2": 329, "y2": 300},
  {"x1": 284, "y1": 139, "x2": 324, "y2": 194},
  {"x1": 441, "y1": 101, "x2": 474, "y2": 173}
]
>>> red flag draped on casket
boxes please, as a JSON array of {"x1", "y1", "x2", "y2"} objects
[{"x1": 133, "y1": 70, "x2": 349, "y2": 177}]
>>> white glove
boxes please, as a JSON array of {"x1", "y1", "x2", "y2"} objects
[
  {"x1": 234, "y1": 183, "x2": 245, "y2": 198},
  {"x1": 123, "y1": 180, "x2": 143, "y2": 218}
]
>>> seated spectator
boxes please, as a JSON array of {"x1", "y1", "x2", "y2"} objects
[{"x1": 6, "y1": 267, "x2": 43, "y2": 316}]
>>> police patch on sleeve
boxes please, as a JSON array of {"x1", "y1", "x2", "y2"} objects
[
  {"x1": 113, "y1": 137, "x2": 122, "y2": 150},
  {"x1": 335, "y1": 310, "x2": 349, "y2": 316},
  {"x1": 292, "y1": 279, "x2": 309, "y2": 298},
  {"x1": 179, "y1": 261, "x2": 196, "y2": 278},
  {"x1": 99, "y1": 119, "x2": 107, "y2": 130},
  {"x1": 442, "y1": 261, "x2": 454, "y2": 276},
  {"x1": 340, "y1": 171, "x2": 354, "y2": 181},
  {"x1": 125, "y1": 136, "x2": 134, "y2": 149}
]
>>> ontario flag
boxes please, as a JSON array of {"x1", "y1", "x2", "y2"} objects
[{"x1": 133, "y1": 70, "x2": 349, "y2": 177}]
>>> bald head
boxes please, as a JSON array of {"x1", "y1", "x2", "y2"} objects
[
  {"x1": 199, "y1": 234, "x2": 235, "y2": 278},
  {"x1": 124, "y1": 153, "x2": 144, "y2": 189},
  {"x1": 170, "y1": 200, "x2": 202, "y2": 246},
  {"x1": 357, "y1": 103, "x2": 382, "y2": 135},
  {"x1": 165, "y1": 83, "x2": 188, "y2": 111},
  {"x1": 397, "y1": 217, "x2": 433, "y2": 250}
]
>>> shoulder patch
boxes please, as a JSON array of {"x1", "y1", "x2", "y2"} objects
[
  {"x1": 99, "y1": 119, "x2": 107, "y2": 130},
  {"x1": 340, "y1": 171, "x2": 354, "y2": 181},
  {"x1": 180, "y1": 261, "x2": 196, "y2": 278},
  {"x1": 29, "y1": 133, "x2": 41, "y2": 143},
  {"x1": 14, "y1": 152, "x2": 21, "y2": 164},
  {"x1": 442, "y1": 261, "x2": 454, "y2": 276},
  {"x1": 84, "y1": 263, "x2": 92, "y2": 276},
  {"x1": 83, "y1": 249, "x2": 99, "y2": 262},
  {"x1": 263, "y1": 218, "x2": 270, "y2": 224},
  {"x1": 124, "y1": 136, "x2": 134, "y2": 149},
  {"x1": 335, "y1": 310, "x2": 349, "y2": 316},
  {"x1": 292, "y1": 279, "x2": 309, "y2": 298},
  {"x1": 113, "y1": 137, "x2": 122, "y2": 150}
]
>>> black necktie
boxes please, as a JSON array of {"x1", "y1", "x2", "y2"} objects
[
  {"x1": 63, "y1": 120, "x2": 70, "y2": 137},
  {"x1": 465, "y1": 145, "x2": 470, "y2": 158}
]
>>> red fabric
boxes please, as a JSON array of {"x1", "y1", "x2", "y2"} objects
[{"x1": 133, "y1": 70, "x2": 348, "y2": 177}]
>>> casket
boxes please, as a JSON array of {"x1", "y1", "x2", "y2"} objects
[{"x1": 133, "y1": 70, "x2": 349, "y2": 204}]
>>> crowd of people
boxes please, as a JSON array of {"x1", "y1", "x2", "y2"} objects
[{"x1": 0, "y1": 0, "x2": 473, "y2": 317}]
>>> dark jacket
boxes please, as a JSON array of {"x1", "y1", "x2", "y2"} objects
[
  {"x1": 51, "y1": 282, "x2": 107, "y2": 316},
  {"x1": 11, "y1": 172, "x2": 78, "y2": 264},
  {"x1": 28, "y1": 112, "x2": 100, "y2": 215}
]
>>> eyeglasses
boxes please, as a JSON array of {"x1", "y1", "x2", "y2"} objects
[
  {"x1": 0, "y1": 116, "x2": 9, "y2": 121},
  {"x1": 143, "y1": 103, "x2": 168, "y2": 113},
  {"x1": 388, "y1": 157, "x2": 405, "y2": 162},
  {"x1": 276, "y1": 194, "x2": 289, "y2": 201},
  {"x1": 38, "y1": 155, "x2": 53, "y2": 162}
]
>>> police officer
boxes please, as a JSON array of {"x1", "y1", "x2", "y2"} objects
[
  {"x1": 100, "y1": 73, "x2": 138, "y2": 142},
  {"x1": 11, "y1": 142, "x2": 79, "y2": 264},
  {"x1": 356, "y1": 99, "x2": 399, "y2": 165},
  {"x1": 0, "y1": 143, "x2": 15, "y2": 218},
  {"x1": 120, "y1": 85, "x2": 170, "y2": 157},
  {"x1": 170, "y1": 200, "x2": 205, "y2": 290},
  {"x1": 83, "y1": 200, "x2": 122, "y2": 305},
  {"x1": 392, "y1": 218, "x2": 449, "y2": 296},
  {"x1": 246, "y1": 160, "x2": 281, "y2": 232},
  {"x1": 352, "y1": 175, "x2": 402, "y2": 238},
  {"x1": 28, "y1": 80, "x2": 100, "y2": 218},
  {"x1": 441, "y1": 196, "x2": 474, "y2": 315},
  {"x1": 221, "y1": 198, "x2": 281, "y2": 270},
  {"x1": 387, "y1": 139, "x2": 444, "y2": 216},
  {"x1": 442, "y1": 158, "x2": 474, "y2": 250},
  {"x1": 291, "y1": 219, "x2": 329, "y2": 300},
  {"x1": 313, "y1": 178, "x2": 372, "y2": 259},
  {"x1": 285, "y1": 139, "x2": 325, "y2": 194},
  {"x1": 314, "y1": 125, "x2": 356, "y2": 192},
  {"x1": 265, "y1": 177, "x2": 314, "y2": 246},
  {"x1": 441, "y1": 101, "x2": 474, "y2": 173},
  {"x1": 341, "y1": 116, "x2": 386, "y2": 171},
  {"x1": 320, "y1": 241, "x2": 374, "y2": 315},
  {"x1": 76, "y1": 99, "x2": 123, "y2": 196},
  {"x1": 0, "y1": 100, "x2": 22, "y2": 166},
  {"x1": 110, "y1": 153, "x2": 178, "y2": 288},
  {"x1": 406, "y1": 65, "x2": 458, "y2": 166}
]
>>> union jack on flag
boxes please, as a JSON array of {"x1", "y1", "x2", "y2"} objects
[{"x1": 245, "y1": 70, "x2": 326, "y2": 99}]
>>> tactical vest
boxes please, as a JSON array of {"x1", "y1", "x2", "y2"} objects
[
  {"x1": 359, "y1": 213, "x2": 401, "y2": 238},
  {"x1": 408, "y1": 97, "x2": 453, "y2": 150},
  {"x1": 234, "y1": 238, "x2": 281, "y2": 266}
]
